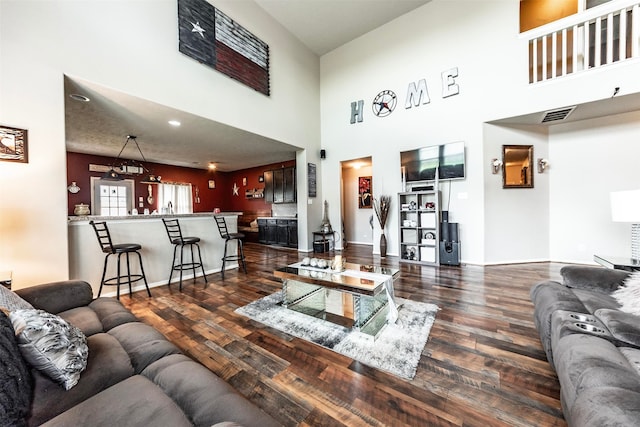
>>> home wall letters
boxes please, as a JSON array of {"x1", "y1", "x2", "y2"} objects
[{"x1": 350, "y1": 67, "x2": 460, "y2": 124}]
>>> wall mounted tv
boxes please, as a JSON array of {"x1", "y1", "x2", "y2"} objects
[{"x1": 400, "y1": 141, "x2": 465, "y2": 182}]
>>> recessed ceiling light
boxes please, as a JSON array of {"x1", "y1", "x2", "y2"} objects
[
  {"x1": 168, "y1": 120, "x2": 181, "y2": 127},
  {"x1": 69, "y1": 93, "x2": 90, "y2": 102},
  {"x1": 208, "y1": 163, "x2": 217, "y2": 170}
]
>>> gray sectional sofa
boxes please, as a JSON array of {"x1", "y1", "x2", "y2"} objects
[
  {"x1": 531, "y1": 265, "x2": 640, "y2": 426},
  {"x1": 1, "y1": 280, "x2": 280, "y2": 427}
]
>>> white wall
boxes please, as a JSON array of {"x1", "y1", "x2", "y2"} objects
[
  {"x1": 320, "y1": 0, "x2": 640, "y2": 264},
  {"x1": 483, "y1": 124, "x2": 550, "y2": 263},
  {"x1": 342, "y1": 165, "x2": 374, "y2": 246},
  {"x1": 0, "y1": 0, "x2": 320, "y2": 287},
  {"x1": 549, "y1": 110, "x2": 640, "y2": 264}
]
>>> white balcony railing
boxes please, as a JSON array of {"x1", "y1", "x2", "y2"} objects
[{"x1": 523, "y1": 0, "x2": 640, "y2": 83}]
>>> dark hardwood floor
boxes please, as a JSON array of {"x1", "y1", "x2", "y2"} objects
[{"x1": 122, "y1": 243, "x2": 567, "y2": 426}]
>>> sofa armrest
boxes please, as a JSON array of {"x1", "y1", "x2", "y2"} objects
[
  {"x1": 15, "y1": 280, "x2": 94, "y2": 314},
  {"x1": 560, "y1": 265, "x2": 629, "y2": 294}
]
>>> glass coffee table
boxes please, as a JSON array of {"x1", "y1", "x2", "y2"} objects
[{"x1": 274, "y1": 262, "x2": 400, "y2": 340}]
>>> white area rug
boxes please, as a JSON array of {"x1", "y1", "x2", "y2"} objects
[{"x1": 235, "y1": 291, "x2": 438, "y2": 380}]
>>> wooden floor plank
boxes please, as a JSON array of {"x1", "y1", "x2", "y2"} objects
[{"x1": 122, "y1": 243, "x2": 567, "y2": 426}]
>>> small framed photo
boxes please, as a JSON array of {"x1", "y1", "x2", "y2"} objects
[
  {"x1": 208, "y1": 180, "x2": 215, "y2": 189},
  {"x1": 0, "y1": 125, "x2": 28, "y2": 163},
  {"x1": 258, "y1": 175, "x2": 264, "y2": 183},
  {"x1": 243, "y1": 177, "x2": 247, "y2": 186}
]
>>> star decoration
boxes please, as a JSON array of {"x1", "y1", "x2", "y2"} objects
[
  {"x1": 232, "y1": 183, "x2": 239, "y2": 196},
  {"x1": 191, "y1": 21, "x2": 206, "y2": 38}
]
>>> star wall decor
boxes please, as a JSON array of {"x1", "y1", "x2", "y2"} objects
[
  {"x1": 178, "y1": 0, "x2": 270, "y2": 95},
  {"x1": 191, "y1": 21, "x2": 205, "y2": 38},
  {"x1": 232, "y1": 183, "x2": 239, "y2": 196}
]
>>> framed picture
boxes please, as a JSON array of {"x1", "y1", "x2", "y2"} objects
[
  {"x1": 359, "y1": 176, "x2": 372, "y2": 208},
  {"x1": 0, "y1": 125, "x2": 28, "y2": 163},
  {"x1": 308, "y1": 163, "x2": 317, "y2": 198},
  {"x1": 243, "y1": 177, "x2": 247, "y2": 186},
  {"x1": 208, "y1": 180, "x2": 215, "y2": 189},
  {"x1": 258, "y1": 175, "x2": 264, "y2": 183}
]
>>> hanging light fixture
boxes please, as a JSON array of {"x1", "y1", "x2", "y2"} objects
[{"x1": 102, "y1": 135, "x2": 161, "y2": 184}]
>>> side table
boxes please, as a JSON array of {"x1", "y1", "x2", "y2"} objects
[
  {"x1": 594, "y1": 254, "x2": 640, "y2": 272},
  {"x1": 312, "y1": 231, "x2": 335, "y2": 252}
]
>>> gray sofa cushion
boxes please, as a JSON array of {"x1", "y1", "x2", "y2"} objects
[
  {"x1": 554, "y1": 333, "x2": 640, "y2": 409},
  {"x1": 561, "y1": 265, "x2": 629, "y2": 293},
  {"x1": 142, "y1": 354, "x2": 281, "y2": 427},
  {"x1": 108, "y1": 322, "x2": 181, "y2": 373},
  {"x1": 40, "y1": 375, "x2": 192, "y2": 427},
  {"x1": 530, "y1": 281, "x2": 588, "y2": 364},
  {"x1": 572, "y1": 288, "x2": 620, "y2": 313},
  {"x1": 89, "y1": 298, "x2": 138, "y2": 331},
  {"x1": 57, "y1": 306, "x2": 103, "y2": 336},
  {"x1": 27, "y1": 333, "x2": 134, "y2": 426},
  {"x1": 569, "y1": 386, "x2": 640, "y2": 427},
  {"x1": 595, "y1": 308, "x2": 640, "y2": 348},
  {"x1": 16, "y1": 281, "x2": 93, "y2": 315}
]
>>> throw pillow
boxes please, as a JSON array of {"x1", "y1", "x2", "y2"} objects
[
  {"x1": 612, "y1": 271, "x2": 640, "y2": 316},
  {"x1": 0, "y1": 311, "x2": 32, "y2": 427},
  {"x1": 0, "y1": 285, "x2": 33, "y2": 312},
  {"x1": 10, "y1": 309, "x2": 88, "y2": 390}
]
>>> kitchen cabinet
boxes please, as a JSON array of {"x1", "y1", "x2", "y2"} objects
[
  {"x1": 264, "y1": 171, "x2": 274, "y2": 203},
  {"x1": 257, "y1": 218, "x2": 297, "y2": 248},
  {"x1": 264, "y1": 166, "x2": 296, "y2": 204}
]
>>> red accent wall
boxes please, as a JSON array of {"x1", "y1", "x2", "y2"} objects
[
  {"x1": 66, "y1": 153, "x2": 295, "y2": 217},
  {"x1": 66, "y1": 152, "x2": 227, "y2": 215}
]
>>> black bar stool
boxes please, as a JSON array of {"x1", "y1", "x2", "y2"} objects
[
  {"x1": 89, "y1": 221, "x2": 151, "y2": 299},
  {"x1": 162, "y1": 218, "x2": 207, "y2": 291},
  {"x1": 214, "y1": 216, "x2": 247, "y2": 279}
]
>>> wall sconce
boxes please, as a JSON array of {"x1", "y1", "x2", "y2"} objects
[
  {"x1": 537, "y1": 158, "x2": 549, "y2": 173},
  {"x1": 491, "y1": 158, "x2": 502, "y2": 174}
]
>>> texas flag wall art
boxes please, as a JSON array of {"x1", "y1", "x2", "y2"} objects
[{"x1": 178, "y1": 0, "x2": 270, "y2": 96}]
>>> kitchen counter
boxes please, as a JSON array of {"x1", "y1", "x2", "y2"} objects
[
  {"x1": 68, "y1": 213, "x2": 242, "y2": 297},
  {"x1": 68, "y1": 212, "x2": 242, "y2": 222}
]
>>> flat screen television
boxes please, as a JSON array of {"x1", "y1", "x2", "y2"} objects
[{"x1": 400, "y1": 141, "x2": 465, "y2": 182}]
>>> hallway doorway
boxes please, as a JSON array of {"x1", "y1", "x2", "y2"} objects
[{"x1": 340, "y1": 157, "x2": 373, "y2": 250}]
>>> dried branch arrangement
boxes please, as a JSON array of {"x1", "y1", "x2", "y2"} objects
[{"x1": 373, "y1": 195, "x2": 391, "y2": 230}]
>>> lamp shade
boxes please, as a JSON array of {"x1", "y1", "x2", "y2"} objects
[{"x1": 611, "y1": 190, "x2": 640, "y2": 222}]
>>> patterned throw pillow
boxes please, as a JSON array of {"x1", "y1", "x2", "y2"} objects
[
  {"x1": 612, "y1": 271, "x2": 640, "y2": 316},
  {"x1": 10, "y1": 309, "x2": 88, "y2": 390},
  {"x1": 0, "y1": 285, "x2": 33, "y2": 312}
]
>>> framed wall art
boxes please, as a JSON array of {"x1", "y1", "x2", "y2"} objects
[
  {"x1": 0, "y1": 125, "x2": 28, "y2": 163},
  {"x1": 208, "y1": 180, "x2": 216, "y2": 189},
  {"x1": 359, "y1": 176, "x2": 372, "y2": 208}
]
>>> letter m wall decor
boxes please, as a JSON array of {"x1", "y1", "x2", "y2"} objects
[{"x1": 178, "y1": 0, "x2": 270, "y2": 96}]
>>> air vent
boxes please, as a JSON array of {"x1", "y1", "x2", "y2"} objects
[{"x1": 541, "y1": 106, "x2": 576, "y2": 123}]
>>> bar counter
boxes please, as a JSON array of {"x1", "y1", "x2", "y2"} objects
[{"x1": 68, "y1": 212, "x2": 241, "y2": 297}]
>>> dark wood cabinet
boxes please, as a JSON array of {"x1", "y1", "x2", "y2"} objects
[
  {"x1": 283, "y1": 167, "x2": 296, "y2": 203},
  {"x1": 263, "y1": 171, "x2": 274, "y2": 203},
  {"x1": 263, "y1": 166, "x2": 295, "y2": 204},
  {"x1": 288, "y1": 220, "x2": 298, "y2": 247},
  {"x1": 257, "y1": 218, "x2": 297, "y2": 248}
]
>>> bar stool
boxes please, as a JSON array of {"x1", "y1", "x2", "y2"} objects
[
  {"x1": 214, "y1": 216, "x2": 247, "y2": 279},
  {"x1": 162, "y1": 218, "x2": 207, "y2": 291},
  {"x1": 89, "y1": 221, "x2": 151, "y2": 299}
]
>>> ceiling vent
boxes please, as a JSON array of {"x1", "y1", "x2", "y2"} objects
[{"x1": 541, "y1": 106, "x2": 576, "y2": 123}]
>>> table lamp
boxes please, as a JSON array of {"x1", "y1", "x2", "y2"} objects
[{"x1": 611, "y1": 189, "x2": 640, "y2": 261}]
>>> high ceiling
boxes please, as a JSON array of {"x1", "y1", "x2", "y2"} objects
[
  {"x1": 254, "y1": 0, "x2": 431, "y2": 56},
  {"x1": 65, "y1": 0, "x2": 432, "y2": 172}
]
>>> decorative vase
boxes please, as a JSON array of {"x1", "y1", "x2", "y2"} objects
[
  {"x1": 74, "y1": 203, "x2": 90, "y2": 216},
  {"x1": 380, "y1": 232, "x2": 387, "y2": 258}
]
